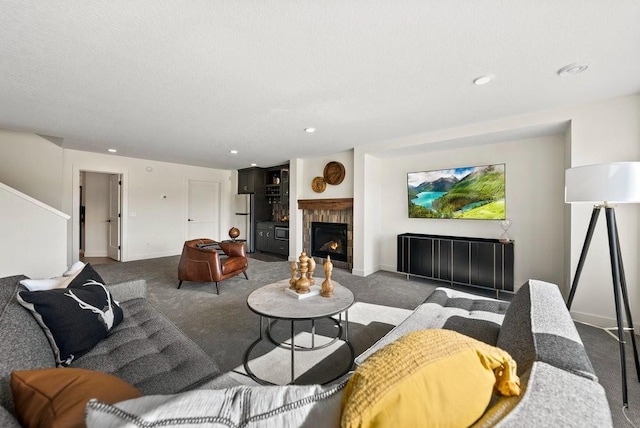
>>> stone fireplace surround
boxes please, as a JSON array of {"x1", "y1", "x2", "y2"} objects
[{"x1": 298, "y1": 198, "x2": 353, "y2": 271}]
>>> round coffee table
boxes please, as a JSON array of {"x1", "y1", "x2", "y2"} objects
[{"x1": 244, "y1": 279, "x2": 355, "y2": 385}]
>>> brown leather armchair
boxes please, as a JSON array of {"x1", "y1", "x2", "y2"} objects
[{"x1": 177, "y1": 238, "x2": 249, "y2": 294}]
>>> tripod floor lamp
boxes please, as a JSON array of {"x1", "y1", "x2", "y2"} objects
[{"x1": 565, "y1": 161, "x2": 640, "y2": 409}]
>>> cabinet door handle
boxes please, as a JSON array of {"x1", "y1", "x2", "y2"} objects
[{"x1": 188, "y1": 219, "x2": 193, "y2": 222}]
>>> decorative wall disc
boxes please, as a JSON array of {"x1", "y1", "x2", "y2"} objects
[
  {"x1": 311, "y1": 176, "x2": 327, "y2": 193},
  {"x1": 323, "y1": 161, "x2": 346, "y2": 185}
]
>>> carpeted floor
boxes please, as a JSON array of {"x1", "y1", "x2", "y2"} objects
[{"x1": 92, "y1": 255, "x2": 640, "y2": 427}]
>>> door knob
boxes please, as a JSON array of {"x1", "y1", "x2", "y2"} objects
[{"x1": 188, "y1": 219, "x2": 193, "y2": 222}]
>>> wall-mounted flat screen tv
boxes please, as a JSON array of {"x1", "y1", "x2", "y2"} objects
[{"x1": 407, "y1": 164, "x2": 506, "y2": 220}]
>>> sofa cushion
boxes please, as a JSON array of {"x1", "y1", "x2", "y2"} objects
[
  {"x1": 11, "y1": 368, "x2": 141, "y2": 428},
  {"x1": 71, "y1": 297, "x2": 222, "y2": 395},
  {"x1": 17, "y1": 279, "x2": 124, "y2": 366},
  {"x1": 342, "y1": 329, "x2": 520, "y2": 428},
  {"x1": 85, "y1": 381, "x2": 346, "y2": 428},
  {"x1": 496, "y1": 279, "x2": 597, "y2": 380},
  {"x1": 0, "y1": 275, "x2": 57, "y2": 416},
  {"x1": 355, "y1": 287, "x2": 508, "y2": 365},
  {"x1": 222, "y1": 256, "x2": 246, "y2": 275}
]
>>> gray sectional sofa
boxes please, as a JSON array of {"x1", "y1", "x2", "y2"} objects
[
  {"x1": 0, "y1": 274, "x2": 237, "y2": 427},
  {"x1": 1, "y1": 273, "x2": 612, "y2": 427},
  {"x1": 356, "y1": 280, "x2": 613, "y2": 427}
]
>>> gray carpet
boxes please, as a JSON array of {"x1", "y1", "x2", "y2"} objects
[{"x1": 92, "y1": 255, "x2": 639, "y2": 427}]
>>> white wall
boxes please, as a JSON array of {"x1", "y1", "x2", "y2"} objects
[
  {"x1": 352, "y1": 153, "x2": 383, "y2": 276},
  {"x1": 299, "y1": 150, "x2": 354, "y2": 200},
  {"x1": 83, "y1": 172, "x2": 110, "y2": 257},
  {"x1": 0, "y1": 183, "x2": 69, "y2": 278},
  {"x1": 354, "y1": 93, "x2": 640, "y2": 329},
  {"x1": 0, "y1": 130, "x2": 63, "y2": 210},
  {"x1": 566, "y1": 96, "x2": 640, "y2": 327},
  {"x1": 375, "y1": 135, "x2": 566, "y2": 287},
  {"x1": 62, "y1": 150, "x2": 233, "y2": 263}
]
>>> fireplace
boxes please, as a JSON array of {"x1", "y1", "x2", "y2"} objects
[{"x1": 311, "y1": 222, "x2": 348, "y2": 262}]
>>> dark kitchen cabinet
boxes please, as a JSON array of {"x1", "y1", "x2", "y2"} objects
[
  {"x1": 256, "y1": 222, "x2": 274, "y2": 253},
  {"x1": 238, "y1": 167, "x2": 264, "y2": 194},
  {"x1": 397, "y1": 233, "x2": 514, "y2": 295},
  {"x1": 256, "y1": 222, "x2": 288, "y2": 256}
]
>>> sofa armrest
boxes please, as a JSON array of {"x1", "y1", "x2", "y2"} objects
[
  {"x1": 485, "y1": 362, "x2": 612, "y2": 427},
  {"x1": 106, "y1": 280, "x2": 147, "y2": 302}
]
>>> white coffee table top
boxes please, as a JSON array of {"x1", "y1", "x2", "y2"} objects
[{"x1": 247, "y1": 279, "x2": 354, "y2": 320}]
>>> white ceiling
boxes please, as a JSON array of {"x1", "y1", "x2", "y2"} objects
[{"x1": 0, "y1": 1, "x2": 639, "y2": 170}]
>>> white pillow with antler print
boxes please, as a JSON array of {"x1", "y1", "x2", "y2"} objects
[{"x1": 16, "y1": 265, "x2": 123, "y2": 367}]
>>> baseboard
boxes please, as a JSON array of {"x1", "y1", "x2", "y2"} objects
[
  {"x1": 83, "y1": 251, "x2": 108, "y2": 257},
  {"x1": 379, "y1": 264, "x2": 396, "y2": 272},
  {"x1": 351, "y1": 268, "x2": 365, "y2": 277},
  {"x1": 352, "y1": 264, "x2": 384, "y2": 277},
  {"x1": 570, "y1": 309, "x2": 640, "y2": 332}
]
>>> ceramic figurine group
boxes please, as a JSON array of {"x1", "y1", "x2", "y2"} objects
[{"x1": 289, "y1": 251, "x2": 334, "y2": 297}]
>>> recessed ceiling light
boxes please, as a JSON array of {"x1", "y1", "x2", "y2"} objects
[
  {"x1": 304, "y1": 128, "x2": 316, "y2": 133},
  {"x1": 557, "y1": 62, "x2": 589, "y2": 76},
  {"x1": 473, "y1": 75, "x2": 493, "y2": 85},
  {"x1": 250, "y1": 163, "x2": 257, "y2": 167},
  {"x1": 108, "y1": 149, "x2": 117, "y2": 153},
  {"x1": 230, "y1": 150, "x2": 238, "y2": 154}
]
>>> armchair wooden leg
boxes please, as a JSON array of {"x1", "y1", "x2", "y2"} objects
[
  {"x1": 215, "y1": 282, "x2": 220, "y2": 295},
  {"x1": 243, "y1": 271, "x2": 249, "y2": 280},
  {"x1": 178, "y1": 280, "x2": 183, "y2": 289}
]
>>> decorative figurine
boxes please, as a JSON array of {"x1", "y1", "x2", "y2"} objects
[
  {"x1": 499, "y1": 219, "x2": 512, "y2": 243},
  {"x1": 295, "y1": 251, "x2": 311, "y2": 294},
  {"x1": 289, "y1": 261, "x2": 298, "y2": 289},
  {"x1": 307, "y1": 256, "x2": 316, "y2": 285},
  {"x1": 321, "y1": 256, "x2": 334, "y2": 297},
  {"x1": 228, "y1": 227, "x2": 240, "y2": 241}
]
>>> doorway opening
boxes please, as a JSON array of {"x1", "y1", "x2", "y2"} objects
[{"x1": 79, "y1": 171, "x2": 122, "y2": 263}]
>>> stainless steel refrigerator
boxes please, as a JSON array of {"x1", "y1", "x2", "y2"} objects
[{"x1": 234, "y1": 194, "x2": 254, "y2": 252}]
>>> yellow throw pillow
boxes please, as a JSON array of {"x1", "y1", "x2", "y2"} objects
[
  {"x1": 11, "y1": 367, "x2": 141, "y2": 428},
  {"x1": 341, "y1": 329, "x2": 520, "y2": 428}
]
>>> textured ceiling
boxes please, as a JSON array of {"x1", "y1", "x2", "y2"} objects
[{"x1": 0, "y1": 1, "x2": 639, "y2": 169}]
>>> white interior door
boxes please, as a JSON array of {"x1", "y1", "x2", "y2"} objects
[
  {"x1": 108, "y1": 174, "x2": 121, "y2": 260},
  {"x1": 188, "y1": 180, "x2": 221, "y2": 240}
]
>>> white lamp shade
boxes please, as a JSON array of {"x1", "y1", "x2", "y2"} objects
[{"x1": 565, "y1": 162, "x2": 640, "y2": 203}]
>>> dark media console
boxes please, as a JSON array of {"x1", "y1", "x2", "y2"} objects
[{"x1": 397, "y1": 233, "x2": 514, "y2": 296}]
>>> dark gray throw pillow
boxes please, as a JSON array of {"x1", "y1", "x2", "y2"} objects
[
  {"x1": 68, "y1": 263, "x2": 105, "y2": 288},
  {"x1": 17, "y1": 275, "x2": 123, "y2": 366}
]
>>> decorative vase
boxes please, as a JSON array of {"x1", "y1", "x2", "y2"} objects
[
  {"x1": 321, "y1": 256, "x2": 334, "y2": 297},
  {"x1": 295, "y1": 251, "x2": 311, "y2": 294}
]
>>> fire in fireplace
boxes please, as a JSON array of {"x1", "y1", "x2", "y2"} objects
[{"x1": 311, "y1": 222, "x2": 348, "y2": 262}]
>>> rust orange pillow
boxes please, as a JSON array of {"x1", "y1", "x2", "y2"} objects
[{"x1": 11, "y1": 368, "x2": 141, "y2": 428}]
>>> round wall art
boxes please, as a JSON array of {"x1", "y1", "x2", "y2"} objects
[
  {"x1": 311, "y1": 176, "x2": 327, "y2": 193},
  {"x1": 323, "y1": 161, "x2": 345, "y2": 185}
]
